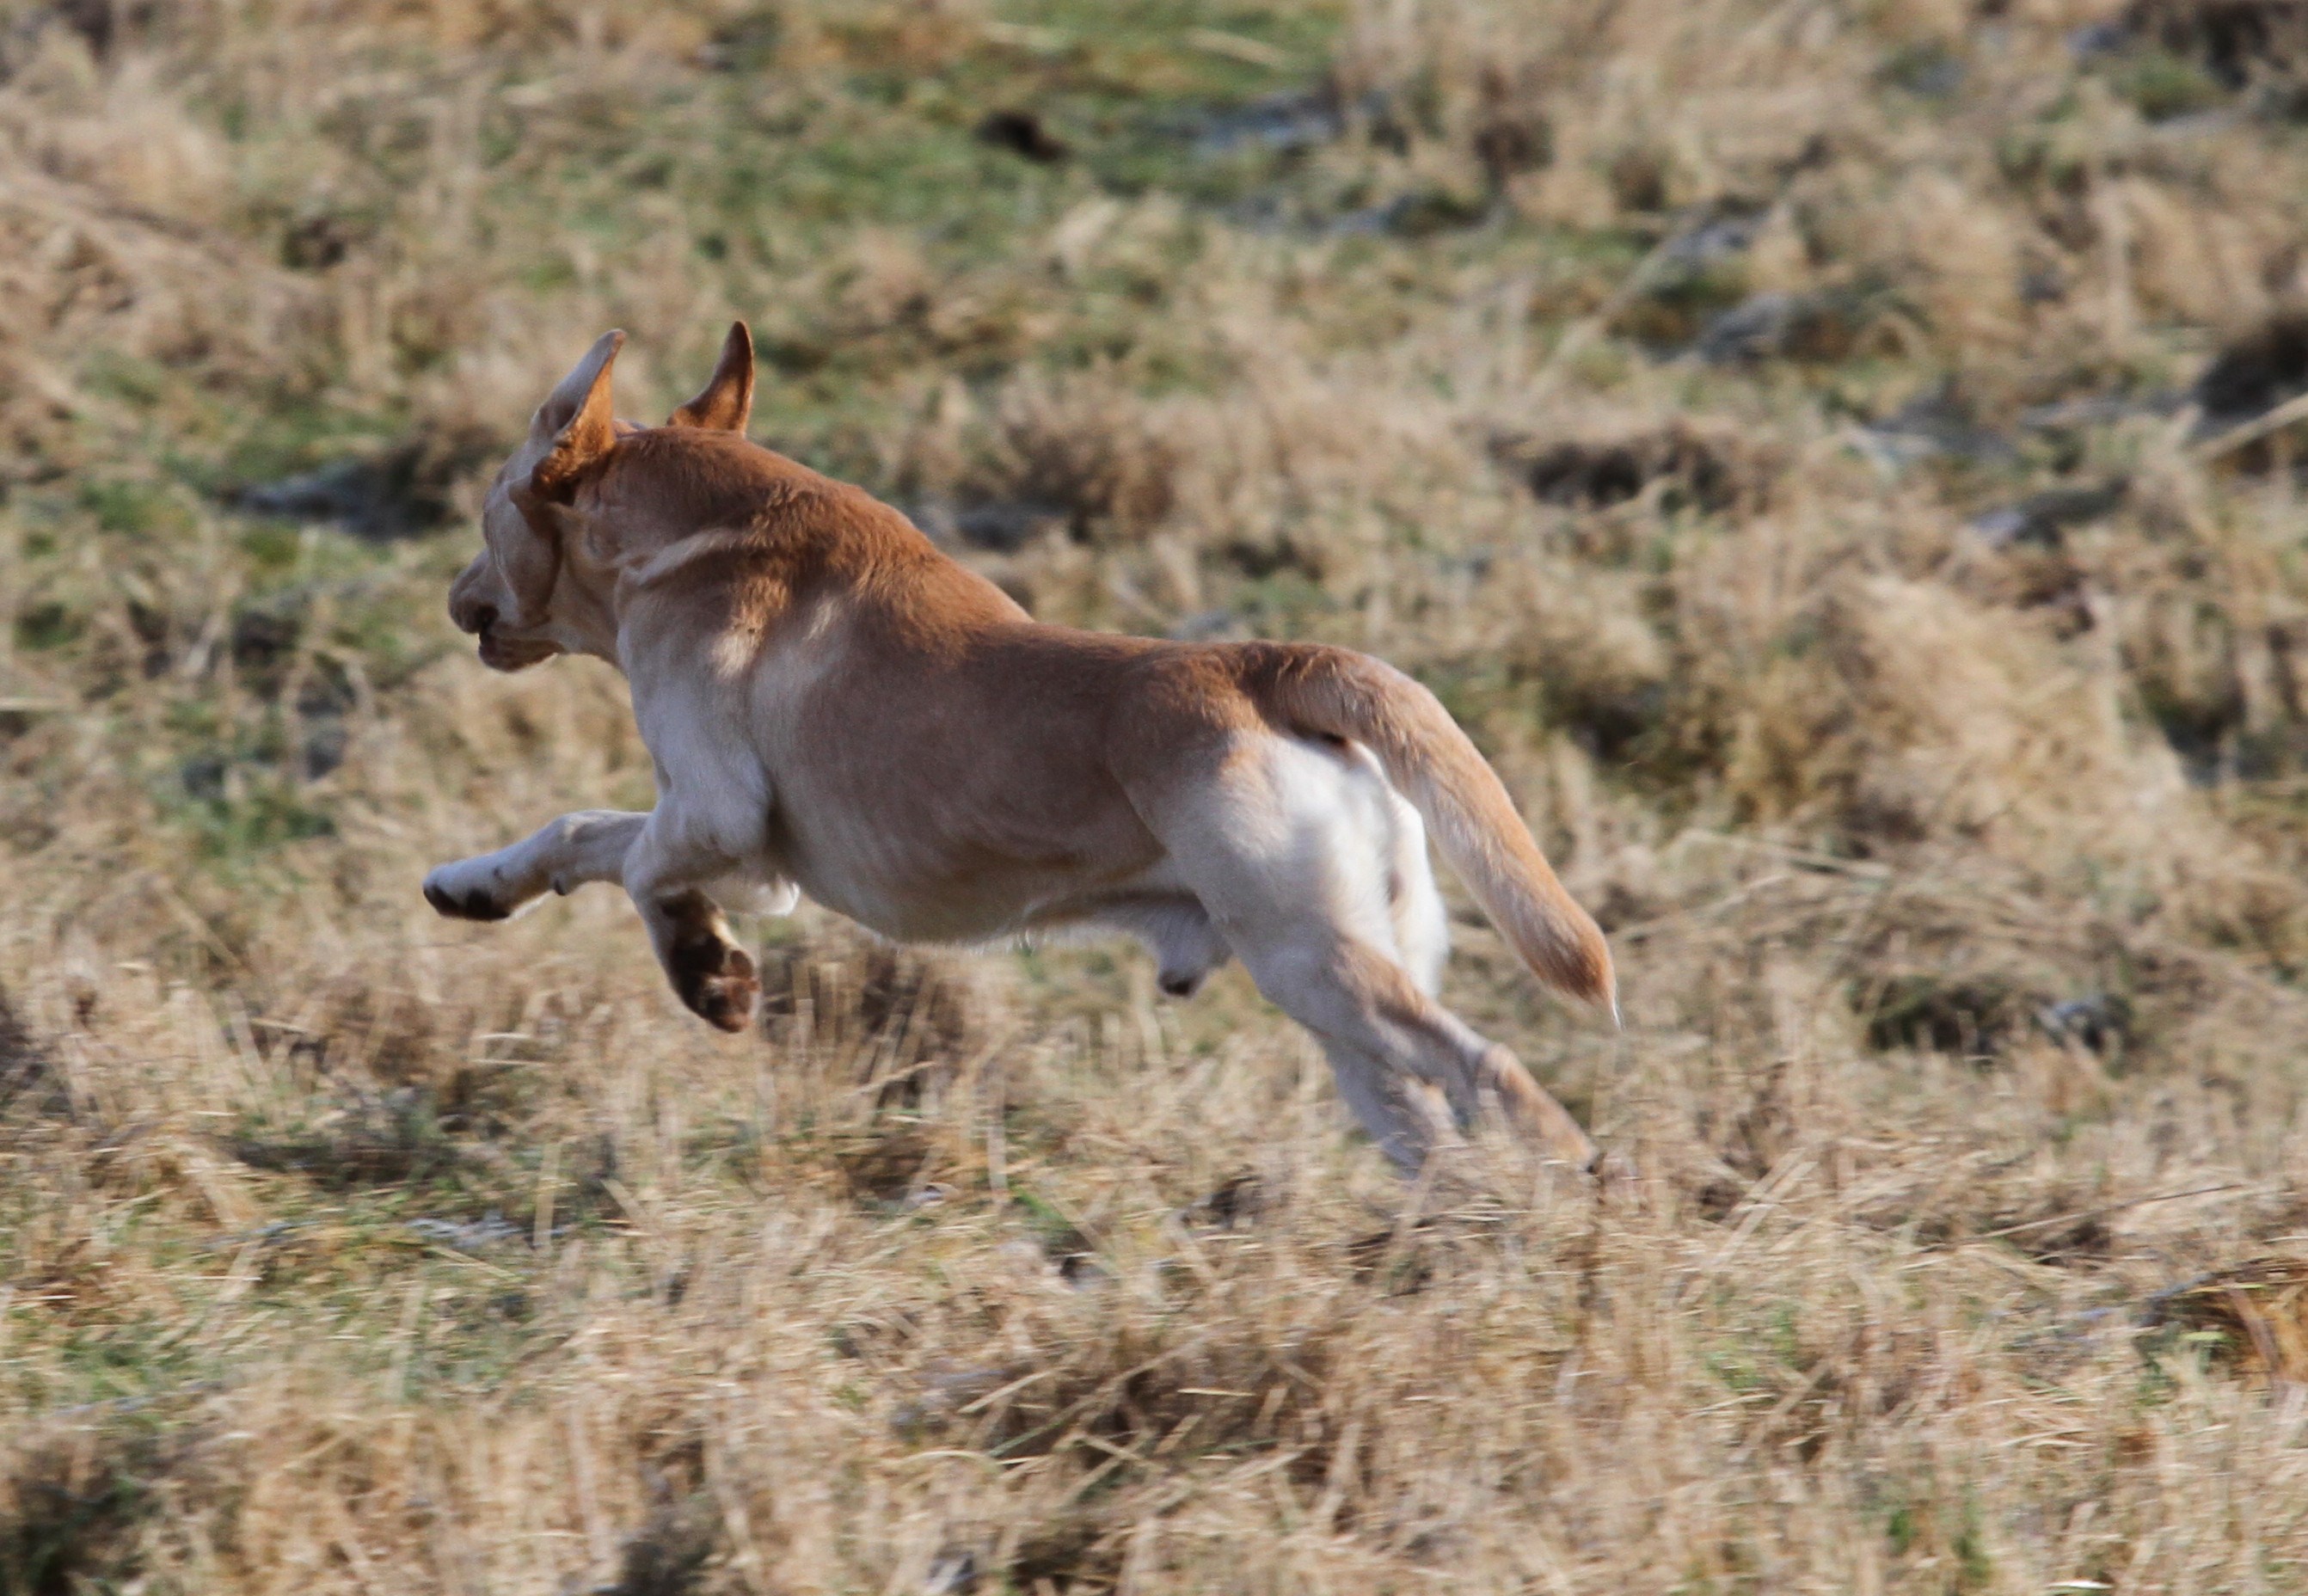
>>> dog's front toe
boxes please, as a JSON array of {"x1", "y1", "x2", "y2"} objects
[
  {"x1": 693, "y1": 970, "x2": 758, "y2": 1032},
  {"x1": 672, "y1": 936, "x2": 758, "y2": 1032},
  {"x1": 423, "y1": 874, "x2": 510, "y2": 921}
]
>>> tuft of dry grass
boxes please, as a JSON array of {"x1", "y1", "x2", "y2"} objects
[{"x1": 12, "y1": 0, "x2": 2308, "y2": 1588}]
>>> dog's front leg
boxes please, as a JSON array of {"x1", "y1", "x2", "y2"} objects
[
  {"x1": 423, "y1": 809, "x2": 649, "y2": 921},
  {"x1": 620, "y1": 814, "x2": 760, "y2": 1033}
]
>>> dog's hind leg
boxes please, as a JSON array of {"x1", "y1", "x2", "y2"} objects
[
  {"x1": 1383, "y1": 789, "x2": 1449, "y2": 998},
  {"x1": 1150, "y1": 738, "x2": 1595, "y2": 1172},
  {"x1": 423, "y1": 809, "x2": 648, "y2": 921},
  {"x1": 1236, "y1": 920, "x2": 1594, "y2": 1171}
]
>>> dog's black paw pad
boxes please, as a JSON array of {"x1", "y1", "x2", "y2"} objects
[
  {"x1": 672, "y1": 939, "x2": 758, "y2": 1033},
  {"x1": 425, "y1": 881, "x2": 510, "y2": 921}
]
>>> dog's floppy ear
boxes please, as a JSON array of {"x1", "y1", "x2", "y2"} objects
[
  {"x1": 666, "y1": 321, "x2": 754, "y2": 433},
  {"x1": 525, "y1": 329, "x2": 624, "y2": 502}
]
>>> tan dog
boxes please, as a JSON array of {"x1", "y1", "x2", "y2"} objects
[{"x1": 424, "y1": 326, "x2": 1616, "y2": 1171}]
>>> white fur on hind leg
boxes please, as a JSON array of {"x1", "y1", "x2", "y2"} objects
[{"x1": 1384, "y1": 789, "x2": 1449, "y2": 998}]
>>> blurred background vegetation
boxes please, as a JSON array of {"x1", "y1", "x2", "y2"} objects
[{"x1": 11, "y1": 1, "x2": 2308, "y2": 1589}]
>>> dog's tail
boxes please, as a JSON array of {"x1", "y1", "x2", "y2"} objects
[{"x1": 1243, "y1": 644, "x2": 1617, "y2": 1017}]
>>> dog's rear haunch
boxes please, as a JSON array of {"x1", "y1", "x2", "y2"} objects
[{"x1": 423, "y1": 326, "x2": 1615, "y2": 1172}]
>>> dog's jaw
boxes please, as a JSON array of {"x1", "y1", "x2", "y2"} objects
[{"x1": 476, "y1": 628, "x2": 562, "y2": 672}]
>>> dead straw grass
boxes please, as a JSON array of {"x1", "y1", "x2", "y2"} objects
[{"x1": 9, "y1": 0, "x2": 2308, "y2": 1588}]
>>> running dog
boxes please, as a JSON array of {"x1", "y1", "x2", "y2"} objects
[{"x1": 422, "y1": 326, "x2": 1616, "y2": 1170}]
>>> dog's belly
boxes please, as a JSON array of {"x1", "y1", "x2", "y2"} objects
[
  {"x1": 781, "y1": 854, "x2": 1133, "y2": 943},
  {"x1": 770, "y1": 812, "x2": 1172, "y2": 947}
]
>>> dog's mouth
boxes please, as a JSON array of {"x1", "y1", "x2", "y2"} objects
[{"x1": 476, "y1": 625, "x2": 559, "y2": 672}]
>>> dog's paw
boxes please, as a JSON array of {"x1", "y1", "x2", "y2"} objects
[
  {"x1": 422, "y1": 868, "x2": 512, "y2": 922},
  {"x1": 671, "y1": 934, "x2": 758, "y2": 1033}
]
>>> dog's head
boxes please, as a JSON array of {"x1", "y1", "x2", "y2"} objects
[{"x1": 448, "y1": 323, "x2": 757, "y2": 671}]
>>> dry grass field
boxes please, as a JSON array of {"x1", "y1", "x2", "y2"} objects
[{"x1": 11, "y1": 0, "x2": 2308, "y2": 1588}]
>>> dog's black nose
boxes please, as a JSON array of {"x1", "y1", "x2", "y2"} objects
[{"x1": 448, "y1": 588, "x2": 498, "y2": 636}]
